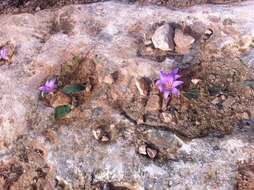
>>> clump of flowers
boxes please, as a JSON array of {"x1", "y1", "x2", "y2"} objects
[
  {"x1": 156, "y1": 68, "x2": 184, "y2": 99},
  {"x1": 39, "y1": 78, "x2": 57, "y2": 95},
  {"x1": 0, "y1": 48, "x2": 8, "y2": 61}
]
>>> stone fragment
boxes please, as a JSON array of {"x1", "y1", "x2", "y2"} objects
[
  {"x1": 222, "y1": 96, "x2": 235, "y2": 109},
  {"x1": 138, "y1": 145, "x2": 147, "y2": 155},
  {"x1": 101, "y1": 135, "x2": 110, "y2": 142},
  {"x1": 137, "y1": 116, "x2": 145, "y2": 124},
  {"x1": 239, "y1": 35, "x2": 252, "y2": 52},
  {"x1": 92, "y1": 128, "x2": 103, "y2": 141},
  {"x1": 144, "y1": 39, "x2": 152, "y2": 46},
  {"x1": 35, "y1": 6, "x2": 41, "y2": 11},
  {"x1": 151, "y1": 24, "x2": 174, "y2": 51},
  {"x1": 203, "y1": 28, "x2": 213, "y2": 40},
  {"x1": 146, "y1": 129, "x2": 182, "y2": 159},
  {"x1": 191, "y1": 79, "x2": 201, "y2": 85},
  {"x1": 237, "y1": 112, "x2": 250, "y2": 120},
  {"x1": 135, "y1": 77, "x2": 149, "y2": 96},
  {"x1": 146, "y1": 95, "x2": 161, "y2": 112},
  {"x1": 174, "y1": 29, "x2": 195, "y2": 54},
  {"x1": 85, "y1": 83, "x2": 93, "y2": 92},
  {"x1": 241, "y1": 86, "x2": 253, "y2": 98},
  {"x1": 92, "y1": 127, "x2": 111, "y2": 143},
  {"x1": 50, "y1": 92, "x2": 71, "y2": 108},
  {"x1": 221, "y1": 95, "x2": 226, "y2": 101},
  {"x1": 146, "y1": 147, "x2": 158, "y2": 159},
  {"x1": 161, "y1": 112, "x2": 173, "y2": 123},
  {"x1": 211, "y1": 97, "x2": 220, "y2": 105},
  {"x1": 104, "y1": 75, "x2": 114, "y2": 85}
]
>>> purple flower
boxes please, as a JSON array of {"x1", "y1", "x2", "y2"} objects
[
  {"x1": 156, "y1": 68, "x2": 184, "y2": 99},
  {"x1": 0, "y1": 48, "x2": 8, "y2": 61},
  {"x1": 39, "y1": 79, "x2": 57, "y2": 94}
]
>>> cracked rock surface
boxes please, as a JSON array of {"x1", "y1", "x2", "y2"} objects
[{"x1": 0, "y1": 1, "x2": 254, "y2": 190}]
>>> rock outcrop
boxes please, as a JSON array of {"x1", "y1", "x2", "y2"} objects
[{"x1": 0, "y1": 1, "x2": 253, "y2": 189}]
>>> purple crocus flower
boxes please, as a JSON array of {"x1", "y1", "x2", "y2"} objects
[
  {"x1": 156, "y1": 68, "x2": 184, "y2": 99},
  {"x1": 0, "y1": 48, "x2": 8, "y2": 61},
  {"x1": 39, "y1": 79, "x2": 57, "y2": 94}
]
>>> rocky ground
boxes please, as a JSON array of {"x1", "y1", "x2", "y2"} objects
[
  {"x1": 0, "y1": 1, "x2": 254, "y2": 190},
  {"x1": 0, "y1": 0, "x2": 246, "y2": 14}
]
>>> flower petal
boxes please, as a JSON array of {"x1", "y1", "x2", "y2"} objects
[
  {"x1": 166, "y1": 75, "x2": 174, "y2": 84},
  {"x1": 172, "y1": 80, "x2": 184, "y2": 88},
  {"x1": 155, "y1": 79, "x2": 161, "y2": 86},
  {"x1": 39, "y1": 86, "x2": 45, "y2": 91},
  {"x1": 48, "y1": 79, "x2": 56, "y2": 87},
  {"x1": 172, "y1": 88, "x2": 180, "y2": 96},
  {"x1": 157, "y1": 83, "x2": 164, "y2": 92},
  {"x1": 174, "y1": 74, "x2": 181, "y2": 79},
  {"x1": 45, "y1": 80, "x2": 51, "y2": 87},
  {"x1": 172, "y1": 68, "x2": 179, "y2": 75},
  {"x1": 0, "y1": 49, "x2": 8, "y2": 60},
  {"x1": 156, "y1": 80, "x2": 168, "y2": 93}
]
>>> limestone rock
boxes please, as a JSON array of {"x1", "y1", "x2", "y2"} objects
[
  {"x1": 174, "y1": 29, "x2": 195, "y2": 54},
  {"x1": 146, "y1": 147, "x2": 158, "y2": 159},
  {"x1": 151, "y1": 24, "x2": 175, "y2": 51},
  {"x1": 0, "y1": 1, "x2": 254, "y2": 190},
  {"x1": 135, "y1": 77, "x2": 149, "y2": 96},
  {"x1": 146, "y1": 95, "x2": 161, "y2": 112},
  {"x1": 138, "y1": 145, "x2": 147, "y2": 155}
]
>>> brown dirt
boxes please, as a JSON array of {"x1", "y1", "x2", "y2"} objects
[
  {"x1": 236, "y1": 160, "x2": 254, "y2": 190},
  {"x1": 123, "y1": 22, "x2": 254, "y2": 139},
  {"x1": 0, "y1": 136, "x2": 56, "y2": 190}
]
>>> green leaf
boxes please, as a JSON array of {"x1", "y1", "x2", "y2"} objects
[
  {"x1": 54, "y1": 105, "x2": 71, "y2": 120},
  {"x1": 243, "y1": 80, "x2": 254, "y2": 89},
  {"x1": 61, "y1": 84, "x2": 85, "y2": 95},
  {"x1": 183, "y1": 89, "x2": 200, "y2": 100}
]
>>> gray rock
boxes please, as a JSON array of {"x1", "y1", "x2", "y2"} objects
[
  {"x1": 146, "y1": 95, "x2": 161, "y2": 112},
  {"x1": 0, "y1": 1, "x2": 254, "y2": 190},
  {"x1": 135, "y1": 77, "x2": 149, "y2": 96},
  {"x1": 152, "y1": 24, "x2": 175, "y2": 51},
  {"x1": 138, "y1": 144, "x2": 147, "y2": 155},
  {"x1": 174, "y1": 29, "x2": 195, "y2": 54}
]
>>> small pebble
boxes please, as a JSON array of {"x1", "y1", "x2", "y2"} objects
[
  {"x1": 35, "y1": 6, "x2": 41, "y2": 11},
  {"x1": 146, "y1": 95, "x2": 161, "y2": 112},
  {"x1": 203, "y1": 28, "x2": 213, "y2": 40},
  {"x1": 101, "y1": 135, "x2": 110, "y2": 142},
  {"x1": 174, "y1": 29, "x2": 195, "y2": 54},
  {"x1": 137, "y1": 116, "x2": 145, "y2": 125},
  {"x1": 211, "y1": 97, "x2": 220, "y2": 105},
  {"x1": 191, "y1": 79, "x2": 201, "y2": 85},
  {"x1": 135, "y1": 77, "x2": 149, "y2": 96},
  {"x1": 222, "y1": 96, "x2": 235, "y2": 109},
  {"x1": 162, "y1": 112, "x2": 173, "y2": 123},
  {"x1": 138, "y1": 145, "x2": 147, "y2": 155},
  {"x1": 152, "y1": 24, "x2": 175, "y2": 51},
  {"x1": 85, "y1": 83, "x2": 93, "y2": 92},
  {"x1": 104, "y1": 75, "x2": 114, "y2": 84},
  {"x1": 93, "y1": 128, "x2": 103, "y2": 140},
  {"x1": 146, "y1": 147, "x2": 157, "y2": 159}
]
